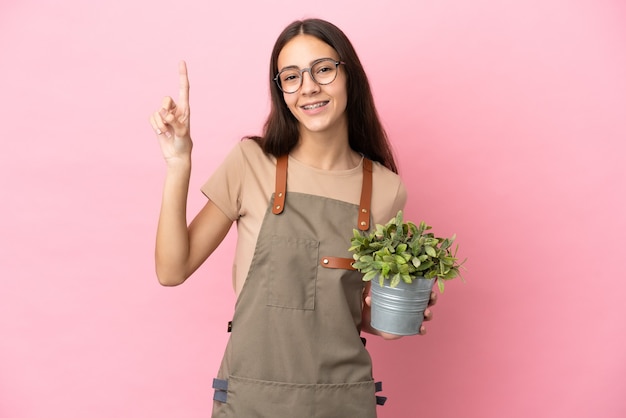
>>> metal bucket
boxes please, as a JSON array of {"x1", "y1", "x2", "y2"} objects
[{"x1": 370, "y1": 276, "x2": 435, "y2": 336}]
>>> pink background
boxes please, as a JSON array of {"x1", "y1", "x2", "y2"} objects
[{"x1": 1, "y1": 1, "x2": 625, "y2": 417}]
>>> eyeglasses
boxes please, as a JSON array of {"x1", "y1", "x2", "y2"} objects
[{"x1": 274, "y1": 58, "x2": 345, "y2": 94}]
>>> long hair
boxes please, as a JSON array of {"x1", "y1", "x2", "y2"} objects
[{"x1": 249, "y1": 18, "x2": 398, "y2": 173}]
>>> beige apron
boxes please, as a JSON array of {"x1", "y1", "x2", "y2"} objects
[{"x1": 212, "y1": 156, "x2": 386, "y2": 417}]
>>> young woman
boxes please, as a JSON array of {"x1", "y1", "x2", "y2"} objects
[{"x1": 150, "y1": 18, "x2": 436, "y2": 418}]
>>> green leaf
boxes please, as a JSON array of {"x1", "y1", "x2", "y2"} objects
[
  {"x1": 371, "y1": 260, "x2": 383, "y2": 270},
  {"x1": 437, "y1": 279, "x2": 445, "y2": 293},
  {"x1": 416, "y1": 260, "x2": 434, "y2": 271},
  {"x1": 394, "y1": 254, "x2": 407, "y2": 265},
  {"x1": 381, "y1": 263, "x2": 390, "y2": 277},
  {"x1": 363, "y1": 270, "x2": 377, "y2": 282},
  {"x1": 390, "y1": 273, "x2": 401, "y2": 288},
  {"x1": 440, "y1": 256, "x2": 455, "y2": 266},
  {"x1": 351, "y1": 261, "x2": 371, "y2": 271},
  {"x1": 442, "y1": 269, "x2": 459, "y2": 279}
]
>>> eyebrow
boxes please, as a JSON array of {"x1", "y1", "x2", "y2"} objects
[{"x1": 277, "y1": 57, "x2": 337, "y2": 73}]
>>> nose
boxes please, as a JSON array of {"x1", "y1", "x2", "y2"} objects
[{"x1": 300, "y1": 70, "x2": 320, "y2": 95}]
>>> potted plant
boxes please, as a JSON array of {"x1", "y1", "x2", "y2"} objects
[{"x1": 349, "y1": 210, "x2": 465, "y2": 335}]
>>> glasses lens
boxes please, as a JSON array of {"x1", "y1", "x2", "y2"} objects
[
  {"x1": 311, "y1": 60, "x2": 338, "y2": 85},
  {"x1": 278, "y1": 69, "x2": 301, "y2": 93}
]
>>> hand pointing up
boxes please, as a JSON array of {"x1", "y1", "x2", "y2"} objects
[{"x1": 150, "y1": 61, "x2": 192, "y2": 162}]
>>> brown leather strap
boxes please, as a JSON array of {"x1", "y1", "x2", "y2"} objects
[
  {"x1": 273, "y1": 155, "x2": 288, "y2": 215},
  {"x1": 320, "y1": 256, "x2": 356, "y2": 270},
  {"x1": 357, "y1": 159, "x2": 373, "y2": 230}
]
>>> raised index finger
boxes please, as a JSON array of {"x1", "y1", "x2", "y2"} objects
[{"x1": 178, "y1": 60, "x2": 190, "y2": 107}]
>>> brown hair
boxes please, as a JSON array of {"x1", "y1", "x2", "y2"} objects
[{"x1": 249, "y1": 18, "x2": 398, "y2": 173}]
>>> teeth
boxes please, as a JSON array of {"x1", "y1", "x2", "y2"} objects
[{"x1": 303, "y1": 102, "x2": 327, "y2": 110}]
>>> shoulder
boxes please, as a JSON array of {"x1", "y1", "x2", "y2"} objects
[
  {"x1": 237, "y1": 138, "x2": 276, "y2": 174},
  {"x1": 216, "y1": 139, "x2": 275, "y2": 173},
  {"x1": 238, "y1": 138, "x2": 269, "y2": 157},
  {"x1": 234, "y1": 139, "x2": 276, "y2": 168},
  {"x1": 201, "y1": 139, "x2": 275, "y2": 220},
  {"x1": 371, "y1": 160, "x2": 405, "y2": 196},
  {"x1": 370, "y1": 160, "x2": 407, "y2": 223}
]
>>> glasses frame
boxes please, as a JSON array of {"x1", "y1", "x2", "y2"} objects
[{"x1": 274, "y1": 58, "x2": 345, "y2": 94}]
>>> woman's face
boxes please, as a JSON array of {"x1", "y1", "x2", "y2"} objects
[{"x1": 276, "y1": 34, "x2": 348, "y2": 138}]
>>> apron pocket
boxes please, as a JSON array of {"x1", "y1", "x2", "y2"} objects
[
  {"x1": 268, "y1": 235, "x2": 319, "y2": 310},
  {"x1": 221, "y1": 375, "x2": 376, "y2": 418}
]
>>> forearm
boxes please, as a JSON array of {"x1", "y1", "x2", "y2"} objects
[{"x1": 155, "y1": 158, "x2": 193, "y2": 285}]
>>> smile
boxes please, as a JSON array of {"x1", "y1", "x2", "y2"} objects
[{"x1": 301, "y1": 101, "x2": 329, "y2": 110}]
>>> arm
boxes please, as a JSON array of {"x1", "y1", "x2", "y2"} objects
[{"x1": 150, "y1": 61, "x2": 233, "y2": 286}]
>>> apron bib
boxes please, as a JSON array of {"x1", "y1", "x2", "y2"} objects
[{"x1": 211, "y1": 156, "x2": 385, "y2": 417}]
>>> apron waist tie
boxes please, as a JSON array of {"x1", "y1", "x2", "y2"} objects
[
  {"x1": 376, "y1": 381, "x2": 387, "y2": 405},
  {"x1": 212, "y1": 378, "x2": 229, "y2": 403}
]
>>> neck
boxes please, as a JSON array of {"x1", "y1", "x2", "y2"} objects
[
  {"x1": 290, "y1": 115, "x2": 361, "y2": 170},
  {"x1": 290, "y1": 134, "x2": 360, "y2": 171}
]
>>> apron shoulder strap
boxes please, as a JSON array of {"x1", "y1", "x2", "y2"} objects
[
  {"x1": 272, "y1": 154, "x2": 288, "y2": 214},
  {"x1": 357, "y1": 158, "x2": 373, "y2": 231}
]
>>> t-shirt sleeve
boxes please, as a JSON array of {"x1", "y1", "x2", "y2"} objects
[
  {"x1": 378, "y1": 178, "x2": 407, "y2": 224},
  {"x1": 200, "y1": 143, "x2": 246, "y2": 221},
  {"x1": 371, "y1": 163, "x2": 409, "y2": 225},
  {"x1": 389, "y1": 179, "x2": 408, "y2": 220}
]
